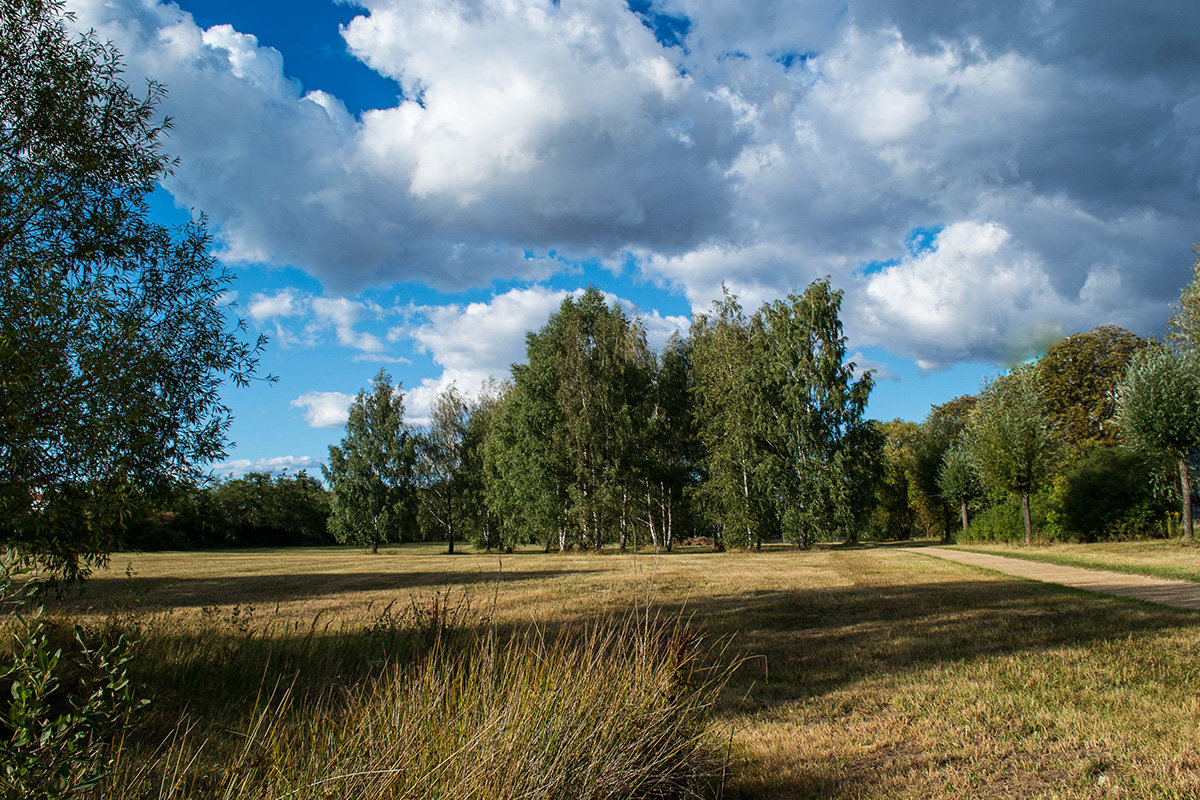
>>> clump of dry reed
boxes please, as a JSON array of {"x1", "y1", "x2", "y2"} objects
[{"x1": 105, "y1": 607, "x2": 730, "y2": 800}]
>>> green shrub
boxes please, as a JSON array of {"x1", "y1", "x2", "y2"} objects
[
  {"x1": 1056, "y1": 446, "x2": 1171, "y2": 541},
  {"x1": 957, "y1": 491, "x2": 1053, "y2": 543},
  {"x1": 0, "y1": 552, "x2": 144, "y2": 800}
]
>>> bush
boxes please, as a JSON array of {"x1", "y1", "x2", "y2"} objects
[
  {"x1": 0, "y1": 551, "x2": 144, "y2": 800},
  {"x1": 957, "y1": 491, "x2": 1053, "y2": 543},
  {"x1": 1057, "y1": 446, "x2": 1171, "y2": 541}
]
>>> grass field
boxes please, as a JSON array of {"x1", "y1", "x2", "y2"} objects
[
  {"x1": 42, "y1": 542, "x2": 1200, "y2": 798},
  {"x1": 952, "y1": 539, "x2": 1200, "y2": 583}
]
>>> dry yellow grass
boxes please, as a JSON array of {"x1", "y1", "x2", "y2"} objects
[{"x1": 51, "y1": 542, "x2": 1200, "y2": 799}]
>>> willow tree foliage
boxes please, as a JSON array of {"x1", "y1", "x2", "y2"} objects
[
  {"x1": 1170, "y1": 244, "x2": 1200, "y2": 351},
  {"x1": 937, "y1": 440, "x2": 983, "y2": 535},
  {"x1": 911, "y1": 395, "x2": 976, "y2": 541},
  {"x1": 967, "y1": 366, "x2": 1060, "y2": 545},
  {"x1": 323, "y1": 370, "x2": 417, "y2": 553},
  {"x1": 751, "y1": 279, "x2": 880, "y2": 546},
  {"x1": 1115, "y1": 346, "x2": 1200, "y2": 541},
  {"x1": 0, "y1": 0, "x2": 268, "y2": 579}
]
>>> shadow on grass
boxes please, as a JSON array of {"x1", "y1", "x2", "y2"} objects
[
  {"x1": 644, "y1": 574, "x2": 1195, "y2": 710},
  {"x1": 44, "y1": 550, "x2": 1200, "y2": 800},
  {"x1": 50, "y1": 568, "x2": 601, "y2": 611}
]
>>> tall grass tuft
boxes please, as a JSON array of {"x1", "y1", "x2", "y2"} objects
[{"x1": 105, "y1": 608, "x2": 730, "y2": 800}]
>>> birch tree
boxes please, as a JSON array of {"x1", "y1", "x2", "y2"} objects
[
  {"x1": 690, "y1": 289, "x2": 771, "y2": 549},
  {"x1": 323, "y1": 370, "x2": 416, "y2": 553},
  {"x1": 417, "y1": 384, "x2": 469, "y2": 554},
  {"x1": 751, "y1": 279, "x2": 879, "y2": 546}
]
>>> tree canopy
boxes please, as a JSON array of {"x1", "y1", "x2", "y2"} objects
[
  {"x1": 1035, "y1": 325, "x2": 1150, "y2": 447},
  {"x1": 1115, "y1": 346, "x2": 1200, "y2": 541},
  {"x1": 0, "y1": 0, "x2": 267, "y2": 578},
  {"x1": 968, "y1": 366, "x2": 1060, "y2": 544},
  {"x1": 323, "y1": 370, "x2": 416, "y2": 553}
]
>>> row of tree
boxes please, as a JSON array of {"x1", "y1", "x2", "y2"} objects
[
  {"x1": 871, "y1": 264, "x2": 1200, "y2": 547},
  {"x1": 123, "y1": 471, "x2": 331, "y2": 549},
  {"x1": 324, "y1": 281, "x2": 881, "y2": 552},
  {"x1": 115, "y1": 258, "x2": 1200, "y2": 554},
  {"x1": 323, "y1": 253, "x2": 1200, "y2": 553}
]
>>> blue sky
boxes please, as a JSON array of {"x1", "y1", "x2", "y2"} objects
[{"x1": 68, "y1": 0, "x2": 1200, "y2": 477}]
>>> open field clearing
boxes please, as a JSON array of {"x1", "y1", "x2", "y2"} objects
[
  {"x1": 42, "y1": 544, "x2": 1200, "y2": 799},
  {"x1": 953, "y1": 540, "x2": 1200, "y2": 583}
]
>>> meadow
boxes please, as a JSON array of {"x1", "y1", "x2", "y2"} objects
[{"x1": 38, "y1": 542, "x2": 1200, "y2": 799}]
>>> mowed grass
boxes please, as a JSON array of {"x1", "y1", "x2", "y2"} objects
[
  {"x1": 951, "y1": 539, "x2": 1200, "y2": 583},
  {"x1": 49, "y1": 542, "x2": 1200, "y2": 799}
]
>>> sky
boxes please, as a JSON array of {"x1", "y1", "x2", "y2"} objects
[{"x1": 64, "y1": 0, "x2": 1200, "y2": 478}]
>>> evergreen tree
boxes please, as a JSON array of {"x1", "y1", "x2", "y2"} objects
[{"x1": 323, "y1": 370, "x2": 416, "y2": 553}]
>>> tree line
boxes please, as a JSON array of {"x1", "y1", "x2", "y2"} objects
[
  {"x1": 116, "y1": 253, "x2": 1200, "y2": 554},
  {"x1": 322, "y1": 281, "x2": 879, "y2": 552},
  {"x1": 317, "y1": 259, "x2": 1200, "y2": 552}
]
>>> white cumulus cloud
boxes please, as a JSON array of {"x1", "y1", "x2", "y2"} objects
[{"x1": 291, "y1": 391, "x2": 355, "y2": 428}]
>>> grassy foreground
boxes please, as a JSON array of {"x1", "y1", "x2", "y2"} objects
[{"x1": 37, "y1": 542, "x2": 1200, "y2": 798}]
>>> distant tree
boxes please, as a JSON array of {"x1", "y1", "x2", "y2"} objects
[
  {"x1": 210, "y1": 471, "x2": 329, "y2": 546},
  {"x1": 1170, "y1": 244, "x2": 1200, "y2": 350},
  {"x1": 872, "y1": 420, "x2": 920, "y2": 540},
  {"x1": 482, "y1": 382, "x2": 569, "y2": 551},
  {"x1": 504, "y1": 289, "x2": 655, "y2": 551},
  {"x1": 1115, "y1": 346, "x2": 1200, "y2": 541},
  {"x1": 1035, "y1": 326, "x2": 1150, "y2": 447},
  {"x1": 323, "y1": 370, "x2": 417, "y2": 553},
  {"x1": 417, "y1": 384, "x2": 469, "y2": 554},
  {"x1": 0, "y1": 0, "x2": 268, "y2": 580},
  {"x1": 968, "y1": 366, "x2": 1061, "y2": 544},
  {"x1": 911, "y1": 395, "x2": 976, "y2": 541},
  {"x1": 937, "y1": 440, "x2": 983, "y2": 536},
  {"x1": 461, "y1": 381, "x2": 502, "y2": 551},
  {"x1": 644, "y1": 333, "x2": 699, "y2": 551},
  {"x1": 751, "y1": 279, "x2": 880, "y2": 546}
]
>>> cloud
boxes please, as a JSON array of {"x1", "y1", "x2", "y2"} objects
[
  {"x1": 248, "y1": 289, "x2": 302, "y2": 321},
  {"x1": 244, "y1": 290, "x2": 398, "y2": 355},
  {"x1": 211, "y1": 455, "x2": 322, "y2": 478},
  {"x1": 852, "y1": 220, "x2": 1154, "y2": 370},
  {"x1": 291, "y1": 391, "x2": 355, "y2": 428},
  {"x1": 67, "y1": 0, "x2": 1200, "y2": 369}
]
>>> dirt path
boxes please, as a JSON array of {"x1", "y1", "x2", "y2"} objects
[{"x1": 896, "y1": 546, "x2": 1200, "y2": 611}]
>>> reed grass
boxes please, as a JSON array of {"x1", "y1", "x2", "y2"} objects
[{"x1": 97, "y1": 604, "x2": 730, "y2": 800}]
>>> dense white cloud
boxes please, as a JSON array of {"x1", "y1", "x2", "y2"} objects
[
  {"x1": 66, "y1": 0, "x2": 1200, "y2": 369},
  {"x1": 290, "y1": 391, "x2": 356, "y2": 429}
]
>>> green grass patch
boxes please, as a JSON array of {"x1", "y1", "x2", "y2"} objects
[{"x1": 950, "y1": 540, "x2": 1200, "y2": 583}]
